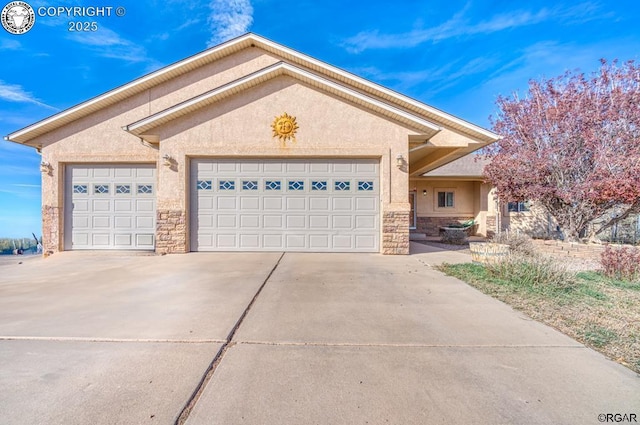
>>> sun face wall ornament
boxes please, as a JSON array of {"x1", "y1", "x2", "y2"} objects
[{"x1": 271, "y1": 113, "x2": 299, "y2": 144}]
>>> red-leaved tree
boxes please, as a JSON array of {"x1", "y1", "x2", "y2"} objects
[{"x1": 484, "y1": 60, "x2": 640, "y2": 241}]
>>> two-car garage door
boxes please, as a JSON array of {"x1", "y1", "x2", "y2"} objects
[{"x1": 191, "y1": 159, "x2": 380, "y2": 252}]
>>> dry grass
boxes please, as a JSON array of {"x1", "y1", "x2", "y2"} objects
[{"x1": 437, "y1": 263, "x2": 640, "y2": 373}]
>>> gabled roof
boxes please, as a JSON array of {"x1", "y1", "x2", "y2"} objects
[
  {"x1": 421, "y1": 154, "x2": 490, "y2": 178},
  {"x1": 5, "y1": 33, "x2": 499, "y2": 146},
  {"x1": 124, "y1": 62, "x2": 441, "y2": 141}
]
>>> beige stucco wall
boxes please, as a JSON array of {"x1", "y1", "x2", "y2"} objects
[
  {"x1": 32, "y1": 48, "x2": 415, "y2": 253},
  {"x1": 501, "y1": 202, "x2": 555, "y2": 238},
  {"x1": 412, "y1": 180, "x2": 477, "y2": 217}
]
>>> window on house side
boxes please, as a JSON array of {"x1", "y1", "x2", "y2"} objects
[
  {"x1": 437, "y1": 191, "x2": 454, "y2": 208},
  {"x1": 507, "y1": 201, "x2": 530, "y2": 212}
]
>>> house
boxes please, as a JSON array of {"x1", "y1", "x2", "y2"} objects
[
  {"x1": 411, "y1": 155, "x2": 497, "y2": 237},
  {"x1": 4, "y1": 33, "x2": 500, "y2": 255}
]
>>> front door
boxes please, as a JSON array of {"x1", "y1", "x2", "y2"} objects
[{"x1": 409, "y1": 191, "x2": 417, "y2": 229}]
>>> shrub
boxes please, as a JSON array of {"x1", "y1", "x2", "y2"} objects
[
  {"x1": 440, "y1": 229, "x2": 468, "y2": 245},
  {"x1": 487, "y1": 253, "x2": 577, "y2": 293},
  {"x1": 490, "y1": 231, "x2": 537, "y2": 256},
  {"x1": 600, "y1": 245, "x2": 640, "y2": 281}
]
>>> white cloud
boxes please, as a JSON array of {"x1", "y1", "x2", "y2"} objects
[
  {"x1": 342, "y1": 3, "x2": 603, "y2": 53},
  {"x1": 68, "y1": 27, "x2": 164, "y2": 69},
  {"x1": 206, "y1": 0, "x2": 253, "y2": 47},
  {"x1": 0, "y1": 39, "x2": 21, "y2": 50},
  {"x1": 0, "y1": 81, "x2": 58, "y2": 110}
]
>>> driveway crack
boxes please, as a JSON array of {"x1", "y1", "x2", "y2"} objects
[{"x1": 175, "y1": 252, "x2": 285, "y2": 425}]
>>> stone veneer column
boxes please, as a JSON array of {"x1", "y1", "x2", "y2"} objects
[
  {"x1": 156, "y1": 209, "x2": 187, "y2": 254},
  {"x1": 486, "y1": 215, "x2": 497, "y2": 237},
  {"x1": 382, "y1": 210, "x2": 410, "y2": 255},
  {"x1": 42, "y1": 205, "x2": 60, "y2": 255}
]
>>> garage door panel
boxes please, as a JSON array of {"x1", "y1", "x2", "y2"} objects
[
  {"x1": 92, "y1": 216, "x2": 110, "y2": 228},
  {"x1": 240, "y1": 197, "x2": 260, "y2": 210},
  {"x1": 263, "y1": 215, "x2": 283, "y2": 228},
  {"x1": 217, "y1": 234, "x2": 237, "y2": 248},
  {"x1": 333, "y1": 235, "x2": 353, "y2": 249},
  {"x1": 137, "y1": 234, "x2": 154, "y2": 247},
  {"x1": 136, "y1": 216, "x2": 154, "y2": 229},
  {"x1": 263, "y1": 234, "x2": 284, "y2": 248},
  {"x1": 114, "y1": 216, "x2": 132, "y2": 229},
  {"x1": 309, "y1": 234, "x2": 329, "y2": 249},
  {"x1": 217, "y1": 197, "x2": 237, "y2": 210},
  {"x1": 66, "y1": 165, "x2": 156, "y2": 250},
  {"x1": 240, "y1": 234, "x2": 260, "y2": 248},
  {"x1": 93, "y1": 200, "x2": 111, "y2": 212},
  {"x1": 333, "y1": 198, "x2": 353, "y2": 211},
  {"x1": 240, "y1": 215, "x2": 260, "y2": 228},
  {"x1": 92, "y1": 234, "x2": 110, "y2": 246},
  {"x1": 355, "y1": 197, "x2": 377, "y2": 211},
  {"x1": 114, "y1": 234, "x2": 132, "y2": 246},
  {"x1": 285, "y1": 234, "x2": 305, "y2": 248},
  {"x1": 263, "y1": 197, "x2": 283, "y2": 210},
  {"x1": 286, "y1": 197, "x2": 306, "y2": 210},
  {"x1": 114, "y1": 200, "x2": 132, "y2": 212},
  {"x1": 136, "y1": 199, "x2": 155, "y2": 212},
  {"x1": 286, "y1": 215, "x2": 306, "y2": 228},
  {"x1": 93, "y1": 168, "x2": 110, "y2": 178},
  {"x1": 217, "y1": 215, "x2": 237, "y2": 228},
  {"x1": 191, "y1": 159, "x2": 379, "y2": 252}
]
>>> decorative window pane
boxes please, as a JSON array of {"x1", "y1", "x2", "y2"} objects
[
  {"x1": 312, "y1": 181, "x2": 327, "y2": 191},
  {"x1": 266, "y1": 180, "x2": 281, "y2": 190},
  {"x1": 73, "y1": 184, "x2": 87, "y2": 194},
  {"x1": 288, "y1": 180, "x2": 304, "y2": 191},
  {"x1": 508, "y1": 201, "x2": 530, "y2": 212},
  {"x1": 197, "y1": 180, "x2": 212, "y2": 190},
  {"x1": 335, "y1": 181, "x2": 350, "y2": 191},
  {"x1": 437, "y1": 191, "x2": 455, "y2": 208},
  {"x1": 219, "y1": 180, "x2": 235, "y2": 190},
  {"x1": 358, "y1": 181, "x2": 373, "y2": 191},
  {"x1": 243, "y1": 181, "x2": 258, "y2": 190},
  {"x1": 94, "y1": 184, "x2": 109, "y2": 194},
  {"x1": 137, "y1": 184, "x2": 153, "y2": 194},
  {"x1": 116, "y1": 185, "x2": 131, "y2": 194}
]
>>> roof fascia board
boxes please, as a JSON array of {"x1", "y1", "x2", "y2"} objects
[
  {"x1": 124, "y1": 62, "x2": 442, "y2": 137},
  {"x1": 6, "y1": 33, "x2": 256, "y2": 144}
]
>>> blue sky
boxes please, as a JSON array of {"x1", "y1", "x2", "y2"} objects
[{"x1": 1, "y1": 0, "x2": 639, "y2": 238}]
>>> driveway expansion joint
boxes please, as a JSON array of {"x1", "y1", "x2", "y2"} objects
[
  {"x1": 236, "y1": 340, "x2": 586, "y2": 349},
  {"x1": 0, "y1": 336, "x2": 226, "y2": 344},
  {"x1": 174, "y1": 252, "x2": 285, "y2": 425}
]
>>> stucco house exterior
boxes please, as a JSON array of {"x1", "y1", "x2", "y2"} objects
[
  {"x1": 5, "y1": 33, "x2": 499, "y2": 255},
  {"x1": 411, "y1": 155, "x2": 497, "y2": 238}
]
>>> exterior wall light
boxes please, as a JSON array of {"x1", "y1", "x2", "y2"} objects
[
  {"x1": 423, "y1": 189, "x2": 427, "y2": 196},
  {"x1": 396, "y1": 154, "x2": 404, "y2": 169},
  {"x1": 40, "y1": 161, "x2": 52, "y2": 173},
  {"x1": 162, "y1": 154, "x2": 173, "y2": 167}
]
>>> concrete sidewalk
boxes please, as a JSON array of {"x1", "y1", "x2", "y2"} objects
[{"x1": 0, "y1": 251, "x2": 638, "y2": 425}]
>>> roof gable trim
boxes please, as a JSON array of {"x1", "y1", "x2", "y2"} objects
[{"x1": 124, "y1": 62, "x2": 442, "y2": 140}]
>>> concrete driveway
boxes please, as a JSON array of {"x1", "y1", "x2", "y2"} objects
[{"x1": 0, "y1": 245, "x2": 638, "y2": 425}]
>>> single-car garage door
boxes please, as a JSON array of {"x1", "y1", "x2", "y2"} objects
[
  {"x1": 64, "y1": 165, "x2": 156, "y2": 250},
  {"x1": 191, "y1": 159, "x2": 379, "y2": 252}
]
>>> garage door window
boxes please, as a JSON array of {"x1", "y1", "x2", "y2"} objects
[
  {"x1": 312, "y1": 181, "x2": 327, "y2": 191},
  {"x1": 116, "y1": 184, "x2": 130, "y2": 194},
  {"x1": 94, "y1": 184, "x2": 109, "y2": 194},
  {"x1": 243, "y1": 181, "x2": 258, "y2": 190},
  {"x1": 288, "y1": 181, "x2": 304, "y2": 191},
  {"x1": 358, "y1": 181, "x2": 374, "y2": 191},
  {"x1": 266, "y1": 181, "x2": 281, "y2": 190},
  {"x1": 73, "y1": 184, "x2": 87, "y2": 194},
  {"x1": 335, "y1": 181, "x2": 350, "y2": 191}
]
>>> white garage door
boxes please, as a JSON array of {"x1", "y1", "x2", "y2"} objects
[
  {"x1": 65, "y1": 165, "x2": 156, "y2": 250},
  {"x1": 191, "y1": 159, "x2": 379, "y2": 252}
]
